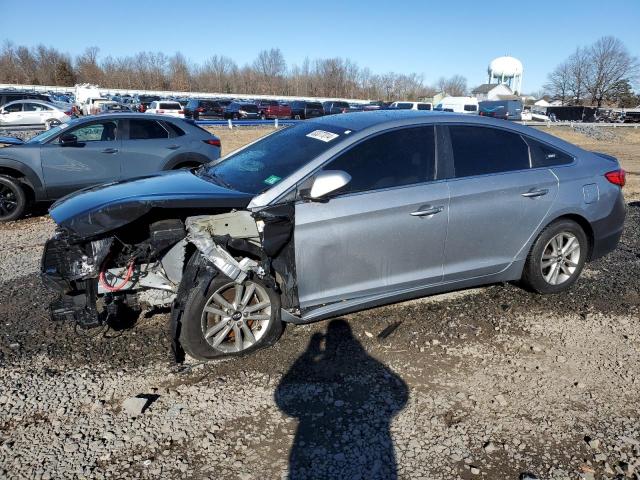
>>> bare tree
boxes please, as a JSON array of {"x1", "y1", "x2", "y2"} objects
[
  {"x1": 586, "y1": 36, "x2": 639, "y2": 107},
  {"x1": 436, "y1": 75, "x2": 467, "y2": 96},
  {"x1": 566, "y1": 47, "x2": 590, "y2": 104},
  {"x1": 545, "y1": 61, "x2": 571, "y2": 104},
  {"x1": 76, "y1": 46, "x2": 102, "y2": 85}
]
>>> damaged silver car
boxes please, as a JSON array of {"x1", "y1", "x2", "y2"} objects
[{"x1": 41, "y1": 111, "x2": 626, "y2": 360}]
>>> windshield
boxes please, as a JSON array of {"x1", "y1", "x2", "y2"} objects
[
  {"x1": 26, "y1": 121, "x2": 75, "y2": 143},
  {"x1": 198, "y1": 122, "x2": 348, "y2": 194}
]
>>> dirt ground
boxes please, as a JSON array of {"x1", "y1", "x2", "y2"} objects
[{"x1": 0, "y1": 126, "x2": 639, "y2": 480}]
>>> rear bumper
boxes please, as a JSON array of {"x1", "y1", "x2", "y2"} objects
[{"x1": 590, "y1": 191, "x2": 626, "y2": 260}]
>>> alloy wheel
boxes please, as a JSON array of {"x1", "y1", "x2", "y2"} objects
[
  {"x1": 0, "y1": 184, "x2": 18, "y2": 219},
  {"x1": 540, "y1": 232, "x2": 581, "y2": 285},
  {"x1": 200, "y1": 280, "x2": 272, "y2": 353}
]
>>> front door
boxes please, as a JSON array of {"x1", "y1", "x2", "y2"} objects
[
  {"x1": 41, "y1": 119, "x2": 122, "y2": 198},
  {"x1": 294, "y1": 125, "x2": 449, "y2": 308}
]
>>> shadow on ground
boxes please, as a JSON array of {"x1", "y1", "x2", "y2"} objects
[{"x1": 275, "y1": 319, "x2": 408, "y2": 480}]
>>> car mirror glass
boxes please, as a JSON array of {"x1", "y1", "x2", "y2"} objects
[{"x1": 308, "y1": 170, "x2": 351, "y2": 200}]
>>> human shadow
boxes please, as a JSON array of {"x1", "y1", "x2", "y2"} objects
[{"x1": 275, "y1": 319, "x2": 409, "y2": 480}]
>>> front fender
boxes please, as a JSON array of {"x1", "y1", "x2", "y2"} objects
[{"x1": 0, "y1": 156, "x2": 45, "y2": 200}]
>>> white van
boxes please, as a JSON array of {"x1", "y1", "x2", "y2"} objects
[
  {"x1": 388, "y1": 101, "x2": 432, "y2": 111},
  {"x1": 434, "y1": 96, "x2": 478, "y2": 114}
]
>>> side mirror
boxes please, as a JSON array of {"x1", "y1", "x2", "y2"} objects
[
  {"x1": 308, "y1": 170, "x2": 351, "y2": 200},
  {"x1": 60, "y1": 133, "x2": 78, "y2": 146}
]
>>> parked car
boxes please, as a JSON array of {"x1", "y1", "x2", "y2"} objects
[
  {"x1": 290, "y1": 101, "x2": 324, "y2": 119},
  {"x1": 0, "y1": 114, "x2": 221, "y2": 221},
  {"x1": 145, "y1": 101, "x2": 185, "y2": 117},
  {"x1": 134, "y1": 95, "x2": 161, "y2": 113},
  {"x1": 479, "y1": 100, "x2": 523, "y2": 121},
  {"x1": 184, "y1": 99, "x2": 230, "y2": 119},
  {"x1": 40, "y1": 111, "x2": 625, "y2": 360},
  {"x1": 0, "y1": 90, "x2": 52, "y2": 108},
  {"x1": 0, "y1": 100, "x2": 73, "y2": 130},
  {"x1": 434, "y1": 96, "x2": 479, "y2": 114},
  {"x1": 224, "y1": 102, "x2": 259, "y2": 119},
  {"x1": 388, "y1": 101, "x2": 432, "y2": 111},
  {"x1": 255, "y1": 100, "x2": 292, "y2": 120},
  {"x1": 80, "y1": 97, "x2": 112, "y2": 116},
  {"x1": 322, "y1": 101, "x2": 351, "y2": 115},
  {"x1": 98, "y1": 102, "x2": 133, "y2": 114}
]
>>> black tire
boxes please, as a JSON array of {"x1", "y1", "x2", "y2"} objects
[
  {"x1": 520, "y1": 219, "x2": 588, "y2": 294},
  {"x1": 0, "y1": 176, "x2": 28, "y2": 222},
  {"x1": 179, "y1": 262, "x2": 283, "y2": 360}
]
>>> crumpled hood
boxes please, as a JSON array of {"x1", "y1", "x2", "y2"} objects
[{"x1": 50, "y1": 170, "x2": 253, "y2": 238}]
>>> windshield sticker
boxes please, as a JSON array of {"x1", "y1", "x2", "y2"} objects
[
  {"x1": 264, "y1": 175, "x2": 282, "y2": 185},
  {"x1": 306, "y1": 130, "x2": 339, "y2": 142}
]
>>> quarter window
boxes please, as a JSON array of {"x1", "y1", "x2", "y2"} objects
[
  {"x1": 325, "y1": 126, "x2": 436, "y2": 194},
  {"x1": 525, "y1": 137, "x2": 573, "y2": 167},
  {"x1": 129, "y1": 120, "x2": 169, "y2": 140},
  {"x1": 449, "y1": 126, "x2": 530, "y2": 178}
]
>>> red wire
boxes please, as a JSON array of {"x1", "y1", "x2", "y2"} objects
[{"x1": 99, "y1": 261, "x2": 134, "y2": 292}]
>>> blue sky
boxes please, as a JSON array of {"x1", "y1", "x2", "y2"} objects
[{"x1": 2, "y1": 0, "x2": 639, "y2": 93}]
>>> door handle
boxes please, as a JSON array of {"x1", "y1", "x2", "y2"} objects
[
  {"x1": 521, "y1": 188, "x2": 549, "y2": 198},
  {"x1": 410, "y1": 206, "x2": 444, "y2": 217},
  {"x1": 101, "y1": 148, "x2": 118, "y2": 154},
  {"x1": 166, "y1": 144, "x2": 180, "y2": 150}
]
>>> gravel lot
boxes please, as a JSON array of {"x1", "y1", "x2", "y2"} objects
[{"x1": 0, "y1": 127, "x2": 639, "y2": 479}]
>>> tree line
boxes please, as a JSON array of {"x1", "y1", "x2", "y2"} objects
[
  {"x1": 545, "y1": 36, "x2": 639, "y2": 107},
  {"x1": 0, "y1": 42, "x2": 472, "y2": 101}
]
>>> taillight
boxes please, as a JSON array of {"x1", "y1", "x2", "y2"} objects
[
  {"x1": 605, "y1": 169, "x2": 626, "y2": 187},
  {"x1": 203, "y1": 139, "x2": 221, "y2": 147},
  {"x1": 196, "y1": 107, "x2": 205, "y2": 112}
]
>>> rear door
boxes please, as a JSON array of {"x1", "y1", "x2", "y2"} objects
[
  {"x1": 442, "y1": 125, "x2": 558, "y2": 280},
  {"x1": 119, "y1": 118, "x2": 174, "y2": 177},
  {"x1": 41, "y1": 119, "x2": 122, "y2": 197},
  {"x1": 295, "y1": 125, "x2": 449, "y2": 308}
]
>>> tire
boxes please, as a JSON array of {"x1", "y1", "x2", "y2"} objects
[
  {"x1": 260, "y1": 112, "x2": 266, "y2": 120},
  {"x1": 172, "y1": 162, "x2": 201, "y2": 170},
  {"x1": 45, "y1": 119, "x2": 60, "y2": 130},
  {"x1": 179, "y1": 263, "x2": 283, "y2": 360},
  {"x1": 294, "y1": 114, "x2": 301, "y2": 120},
  {"x1": 0, "y1": 176, "x2": 28, "y2": 222},
  {"x1": 520, "y1": 219, "x2": 588, "y2": 294}
]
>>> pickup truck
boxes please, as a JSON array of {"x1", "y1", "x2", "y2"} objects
[
  {"x1": 256, "y1": 100, "x2": 292, "y2": 119},
  {"x1": 80, "y1": 98, "x2": 112, "y2": 116}
]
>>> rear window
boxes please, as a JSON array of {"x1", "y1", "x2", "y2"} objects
[
  {"x1": 335, "y1": 102, "x2": 350, "y2": 108},
  {"x1": 464, "y1": 104, "x2": 478, "y2": 112},
  {"x1": 159, "y1": 102, "x2": 181, "y2": 110},
  {"x1": 307, "y1": 102, "x2": 323, "y2": 109}
]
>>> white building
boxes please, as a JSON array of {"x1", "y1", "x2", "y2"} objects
[{"x1": 471, "y1": 83, "x2": 514, "y2": 101}]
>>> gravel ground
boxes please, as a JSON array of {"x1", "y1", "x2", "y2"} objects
[{"x1": 0, "y1": 130, "x2": 639, "y2": 479}]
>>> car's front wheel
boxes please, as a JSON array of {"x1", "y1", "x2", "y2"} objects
[
  {"x1": 521, "y1": 219, "x2": 588, "y2": 294},
  {"x1": 179, "y1": 269, "x2": 283, "y2": 360},
  {"x1": 0, "y1": 176, "x2": 28, "y2": 222}
]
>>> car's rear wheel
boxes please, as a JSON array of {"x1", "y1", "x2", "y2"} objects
[
  {"x1": 179, "y1": 268, "x2": 283, "y2": 360},
  {"x1": 521, "y1": 219, "x2": 588, "y2": 294},
  {"x1": 0, "y1": 176, "x2": 27, "y2": 222}
]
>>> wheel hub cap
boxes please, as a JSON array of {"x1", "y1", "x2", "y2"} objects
[{"x1": 541, "y1": 232, "x2": 581, "y2": 286}]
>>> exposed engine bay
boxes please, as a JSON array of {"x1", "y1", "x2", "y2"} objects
[{"x1": 41, "y1": 206, "x2": 299, "y2": 334}]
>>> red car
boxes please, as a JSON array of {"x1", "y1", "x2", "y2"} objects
[{"x1": 256, "y1": 100, "x2": 292, "y2": 119}]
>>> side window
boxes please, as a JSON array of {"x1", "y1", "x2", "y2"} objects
[
  {"x1": 4, "y1": 103, "x2": 22, "y2": 113},
  {"x1": 417, "y1": 103, "x2": 431, "y2": 111},
  {"x1": 449, "y1": 126, "x2": 530, "y2": 178},
  {"x1": 525, "y1": 137, "x2": 573, "y2": 167},
  {"x1": 24, "y1": 103, "x2": 49, "y2": 112},
  {"x1": 163, "y1": 121, "x2": 185, "y2": 137},
  {"x1": 67, "y1": 121, "x2": 118, "y2": 142},
  {"x1": 325, "y1": 126, "x2": 436, "y2": 195},
  {"x1": 129, "y1": 120, "x2": 169, "y2": 140}
]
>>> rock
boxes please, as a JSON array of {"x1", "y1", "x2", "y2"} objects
[
  {"x1": 122, "y1": 397, "x2": 148, "y2": 417},
  {"x1": 364, "y1": 331, "x2": 373, "y2": 338},
  {"x1": 556, "y1": 355, "x2": 567, "y2": 363},
  {"x1": 470, "y1": 466, "x2": 480, "y2": 475},
  {"x1": 483, "y1": 441, "x2": 499, "y2": 454},
  {"x1": 494, "y1": 394, "x2": 507, "y2": 407}
]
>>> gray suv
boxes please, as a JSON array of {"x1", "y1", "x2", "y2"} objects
[
  {"x1": 0, "y1": 114, "x2": 220, "y2": 220},
  {"x1": 41, "y1": 111, "x2": 625, "y2": 360}
]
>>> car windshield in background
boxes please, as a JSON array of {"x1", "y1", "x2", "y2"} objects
[{"x1": 199, "y1": 122, "x2": 348, "y2": 194}]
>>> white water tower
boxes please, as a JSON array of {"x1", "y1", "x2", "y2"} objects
[{"x1": 487, "y1": 56, "x2": 523, "y2": 94}]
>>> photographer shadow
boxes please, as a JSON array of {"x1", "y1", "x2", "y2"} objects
[{"x1": 275, "y1": 319, "x2": 408, "y2": 480}]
